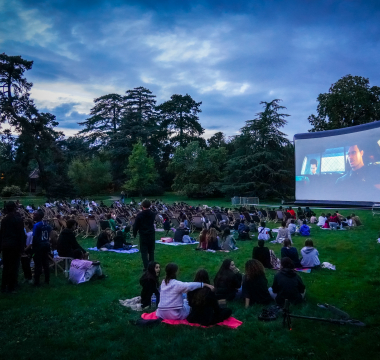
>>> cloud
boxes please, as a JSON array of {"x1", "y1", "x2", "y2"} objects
[{"x1": 1, "y1": 0, "x2": 380, "y2": 141}]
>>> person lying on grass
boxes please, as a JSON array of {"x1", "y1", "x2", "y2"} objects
[
  {"x1": 214, "y1": 259, "x2": 242, "y2": 301},
  {"x1": 69, "y1": 249, "x2": 105, "y2": 285},
  {"x1": 300, "y1": 239, "x2": 320, "y2": 268},
  {"x1": 268, "y1": 257, "x2": 306, "y2": 306},
  {"x1": 140, "y1": 261, "x2": 160, "y2": 309},
  {"x1": 187, "y1": 269, "x2": 232, "y2": 326},
  {"x1": 156, "y1": 263, "x2": 214, "y2": 320},
  {"x1": 243, "y1": 259, "x2": 273, "y2": 307},
  {"x1": 281, "y1": 238, "x2": 301, "y2": 268}
]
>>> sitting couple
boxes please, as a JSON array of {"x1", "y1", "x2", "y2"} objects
[{"x1": 97, "y1": 229, "x2": 132, "y2": 250}]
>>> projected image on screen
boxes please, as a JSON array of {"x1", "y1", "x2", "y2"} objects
[{"x1": 295, "y1": 124, "x2": 380, "y2": 203}]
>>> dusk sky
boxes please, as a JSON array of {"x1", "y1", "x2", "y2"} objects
[{"x1": 2, "y1": 0, "x2": 380, "y2": 139}]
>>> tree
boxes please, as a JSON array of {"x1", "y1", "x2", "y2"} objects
[
  {"x1": 122, "y1": 142, "x2": 158, "y2": 197},
  {"x1": 157, "y1": 94, "x2": 204, "y2": 147},
  {"x1": 222, "y1": 99, "x2": 293, "y2": 199},
  {"x1": 78, "y1": 94, "x2": 125, "y2": 145},
  {"x1": 68, "y1": 157, "x2": 112, "y2": 196},
  {"x1": 308, "y1": 75, "x2": 380, "y2": 132},
  {"x1": 207, "y1": 131, "x2": 227, "y2": 148},
  {"x1": 169, "y1": 141, "x2": 227, "y2": 197}
]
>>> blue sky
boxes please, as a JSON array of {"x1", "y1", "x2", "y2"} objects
[{"x1": 1, "y1": 0, "x2": 380, "y2": 139}]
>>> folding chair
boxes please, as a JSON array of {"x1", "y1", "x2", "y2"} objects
[
  {"x1": 191, "y1": 216, "x2": 204, "y2": 231},
  {"x1": 77, "y1": 216, "x2": 89, "y2": 238},
  {"x1": 50, "y1": 256, "x2": 73, "y2": 278},
  {"x1": 87, "y1": 217, "x2": 99, "y2": 237}
]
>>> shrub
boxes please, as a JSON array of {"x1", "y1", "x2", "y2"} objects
[{"x1": 1, "y1": 185, "x2": 25, "y2": 197}]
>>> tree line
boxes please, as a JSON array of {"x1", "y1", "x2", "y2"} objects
[{"x1": 1, "y1": 53, "x2": 380, "y2": 200}]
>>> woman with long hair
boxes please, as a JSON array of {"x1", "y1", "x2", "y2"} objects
[
  {"x1": 139, "y1": 261, "x2": 161, "y2": 308},
  {"x1": 206, "y1": 228, "x2": 221, "y2": 250},
  {"x1": 198, "y1": 229, "x2": 208, "y2": 250},
  {"x1": 187, "y1": 269, "x2": 232, "y2": 326},
  {"x1": 242, "y1": 259, "x2": 272, "y2": 307},
  {"x1": 214, "y1": 259, "x2": 242, "y2": 300},
  {"x1": 156, "y1": 263, "x2": 214, "y2": 320},
  {"x1": 221, "y1": 228, "x2": 237, "y2": 250}
]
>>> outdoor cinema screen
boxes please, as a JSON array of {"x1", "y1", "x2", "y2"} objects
[{"x1": 294, "y1": 121, "x2": 380, "y2": 203}]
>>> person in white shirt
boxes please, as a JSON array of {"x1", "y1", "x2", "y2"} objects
[
  {"x1": 69, "y1": 249, "x2": 104, "y2": 285},
  {"x1": 257, "y1": 221, "x2": 273, "y2": 240},
  {"x1": 288, "y1": 220, "x2": 297, "y2": 235},
  {"x1": 317, "y1": 213, "x2": 327, "y2": 226},
  {"x1": 156, "y1": 263, "x2": 214, "y2": 320},
  {"x1": 276, "y1": 221, "x2": 292, "y2": 243},
  {"x1": 300, "y1": 239, "x2": 320, "y2": 268}
]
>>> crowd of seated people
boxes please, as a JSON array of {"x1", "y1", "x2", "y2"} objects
[{"x1": 315, "y1": 211, "x2": 362, "y2": 229}]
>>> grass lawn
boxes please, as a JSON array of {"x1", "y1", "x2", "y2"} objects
[{"x1": 1, "y1": 202, "x2": 380, "y2": 359}]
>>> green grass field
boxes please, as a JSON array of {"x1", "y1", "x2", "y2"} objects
[{"x1": 1, "y1": 197, "x2": 380, "y2": 359}]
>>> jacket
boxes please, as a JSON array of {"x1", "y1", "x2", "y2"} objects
[
  {"x1": 252, "y1": 246, "x2": 272, "y2": 269},
  {"x1": 281, "y1": 247, "x2": 301, "y2": 268},
  {"x1": 57, "y1": 228, "x2": 85, "y2": 257},
  {"x1": 0, "y1": 212, "x2": 26, "y2": 252},
  {"x1": 242, "y1": 274, "x2": 273, "y2": 305},
  {"x1": 299, "y1": 224, "x2": 310, "y2": 236},
  {"x1": 140, "y1": 276, "x2": 160, "y2": 308},
  {"x1": 300, "y1": 246, "x2": 320, "y2": 267},
  {"x1": 133, "y1": 209, "x2": 156, "y2": 241},
  {"x1": 214, "y1": 270, "x2": 242, "y2": 300},
  {"x1": 272, "y1": 268, "x2": 305, "y2": 306}
]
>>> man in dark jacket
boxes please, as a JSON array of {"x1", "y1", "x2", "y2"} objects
[
  {"x1": 270, "y1": 257, "x2": 306, "y2": 306},
  {"x1": 57, "y1": 219, "x2": 87, "y2": 258},
  {"x1": 173, "y1": 222, "x2": 190, "y2": 242},
  {"x1": 133, "y1": 199, "x2": 156, "y2": 271},
  {"x1": 0, "y1": 202, "x2": 26, "y2": 293}
]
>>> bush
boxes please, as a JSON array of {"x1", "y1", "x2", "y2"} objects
[{"x1": 1, "y1": 185, "x2": 25, "y2": 197}]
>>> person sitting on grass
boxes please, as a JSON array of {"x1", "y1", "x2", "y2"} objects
[
  {"x1": 248, "y1": 220, "x2": 257, "y2": 233},
  {"x1": 206, "y1": 228, "x2": 221, "y2": 250},
  {"x1": 351, "y1": 213, "x2": 362, "y2": 226},
  {"x1": 238, "y1": 220, "x2": 250, "y2": 240},
  {"x1": 252, "y1": 240, "x2": 272, "y2": 269},
  {"x1": 69, "y1": 249, "x2": 105, "y2": 285},
  {"x1": 269, "y1": 257, "x2": 306, "y2": 306},
  {"x1": 214, "y1": 259, "x2": 242, "y2": 301},
  {"x1": 140, "y1": 261, "x2": 160, "y2": 309},
  {"x1": 209, "y1": 220, "x2": 221, "y2": 232},
  {"x1": 113, "y1": 230, "x2": 132, "y2": 250},
  {"x1": 156, "y1": 263, "x2": 214, "y2": 320},
  {"x1": 173, "y1": 222, "x2": 190, "y2": 243},
  {"x1": 328, "y1": 212, "x2": 341, "y2": 230},
  {"x1": 317, "y1": 213, "x2": 327, "y2": 226},
  {"x1": 57, "y1": 219, "x2": 88, "y2": 258},
  {"x1": 281, "y1": 239, "x2": 301, "y2": 268},
  {"x1": 276, "y1": 221, "x2": 292, "y2": 243},
  {"x1": 163, "y1": 216, "x2": 171, "y2": 236},
  {"x1": 242, "y1": 259, "x2": 273, "y2": 307},
  {"x1": 257, "y1": 221, "x2": 273, "y2": 240},
  {"x1": 300, "y1": 239, "x2": 320, "y2": 268},
  {"x1": 288, "y1": 219, "x2": 297, "y2": 235},
  {"x1": 198, "y1": 229, "x2": 208, "y2": 250},
  {"x1": 96, "y1": 228, "x2": 113, "y2": 249},
  {"x1": 221, "y1": 228, "x2": 237, "y2": 251},
  {"x1": 187, "y1": 269, "x2": 232, "y2": 326},
  {"x1": 299, "y1": 221, "x2": 311, "y2": 236}
]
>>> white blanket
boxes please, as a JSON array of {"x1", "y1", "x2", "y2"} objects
[
  {"x1": 155, "y1": 241, "x2": 199, "y2": 246},
  {"x1": 88, "y1": 247, "x2": 139, "y2": 254}
]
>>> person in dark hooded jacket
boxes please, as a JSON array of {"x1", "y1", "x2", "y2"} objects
[
  {"x1": 57, "y1": 219, "x2": 87, "y2": 258},
  {"x1": 173, "y1": 222, "x2": 190, "y2": 242},
  {"x1": 269, "y1": 257, "x2": 305, "y2": 306}
]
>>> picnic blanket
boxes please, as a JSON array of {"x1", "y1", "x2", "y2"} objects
[
  {"x1": 88, "y1": 247, "x2": 139, "y2": 254},
  {"x1": 141, "y1": 311, "x2": 242, "y2": 329},
  {"x1": 155, "y1": 241, "x2": 199, "y2": 246},
  {"x1": 295, "y1": 268, "x2": 311, "y2": 273}
]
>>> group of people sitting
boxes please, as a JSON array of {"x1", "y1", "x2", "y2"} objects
[
  {"x1": 198, "y1": 228, "x2": 237, "y2": 251},
  {"x1": 252, "y1": 239, "x2": 320, "y2": 269},
  {"x1": 315, "y1": 212, "x2": 362, "y2": 229},
  {"x1": 138, "y1": 256, "x2": 308, "y2": 326}
]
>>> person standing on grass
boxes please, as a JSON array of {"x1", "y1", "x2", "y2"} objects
[
  {"x1": 32, "y1": 210, "x2": 52, "y2": 286},
  {"x1": 133, "y1": 199, "x2": 156, "y2": 271},
  {"x1": 0, "y1": 201, "x2": 26, "y2": 293}
]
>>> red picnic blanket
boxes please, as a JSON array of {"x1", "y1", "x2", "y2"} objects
[{"x1": 141, "y1": 311, "x2": 242, "y2": 329}]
